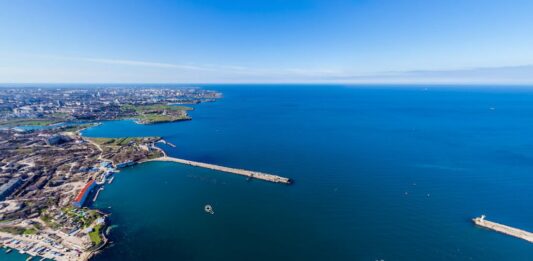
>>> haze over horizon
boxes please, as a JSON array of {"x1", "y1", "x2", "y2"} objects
[{"x1": 1, "y1": 0, "x2": 533, "y2": 84}]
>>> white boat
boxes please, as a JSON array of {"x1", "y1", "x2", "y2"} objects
[{"x1": 204, "y1": 204, "x2": 214, "y2": 214}]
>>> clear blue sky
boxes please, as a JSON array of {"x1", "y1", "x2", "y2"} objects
[{"x1": 1, "y1": 0, "x2": 533, "y2": 83}]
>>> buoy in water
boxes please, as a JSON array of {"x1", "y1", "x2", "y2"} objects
[{"x1": 204, "y1": 204, "x2": 214, "y2": 214}]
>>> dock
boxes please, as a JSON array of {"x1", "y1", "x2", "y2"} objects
[
  {"x1": 473, "y1": 215, "x2": 533, "y2": 243},
  {"x1": 143, "y1": 156, "x2": 291, "y2": 184},
  {"x1": 93, "y1": 187, "x2": 104, "y2": 202}
]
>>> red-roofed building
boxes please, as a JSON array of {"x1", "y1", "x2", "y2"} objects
[{"x1": 72, "y1": 180, "x2": 96, "y2": 208}]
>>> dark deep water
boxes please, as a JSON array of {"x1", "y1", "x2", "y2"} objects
[{"x1": 77, "y1": 85, "x2": 533, "y2": 260}]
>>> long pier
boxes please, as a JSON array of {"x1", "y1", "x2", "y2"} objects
[
  {"x1": 473, "y1": 215, "x2": 533, "y2": 243},
  {"x1": 143, "y1": 156, "x2": 291, "y2": 184}
]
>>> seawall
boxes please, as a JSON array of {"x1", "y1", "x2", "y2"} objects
[
  {"x1": 142, "y1": 156, "x2": 291, "y2": 184},
  {"x1": 473, "y1": 215, "x2": 533, "y2": 243}
]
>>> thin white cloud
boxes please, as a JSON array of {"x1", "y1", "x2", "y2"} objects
[
  {"x1": 44, "y1": 55, "x2": 314, "y2": 76},
  {"x1": 3, "y1": 52, "x2": 533, "y2": 83},
  {"x1": 323, "y1": 64, "x2": 533, "y2": 84},
  {"x1": 81, "y1": 57, "x2": 201, "y2": 70},
  {"x1": 51, "y1": 55, "x2": 349, "y2": 77},
  {"x1": 55, "y1": 56, "x2": 209, "y2": 71},
  {"x1": 3, "y1": 53, "x2": 349, "y2": 78}
]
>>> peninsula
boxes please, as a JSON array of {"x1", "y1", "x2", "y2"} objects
[{"x1": 120, "y1": 104, "x2": 193, "y2": 124}]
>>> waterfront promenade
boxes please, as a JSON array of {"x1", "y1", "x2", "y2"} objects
[
  {"x1": 473, "y1": 215, "x2": 533, "y2": 243},
  {"x1": 143, "y1": 156, "x2": 291, "y2": 184}
]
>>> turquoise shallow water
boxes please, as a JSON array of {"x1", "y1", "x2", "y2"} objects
[
  {"x1": 12, "y1": 85, "x2": 532, "y2": 260},
  {"x1": 0, "y1": 251, "x2": 27, "y2": 260}
]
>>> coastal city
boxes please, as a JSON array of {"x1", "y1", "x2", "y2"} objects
[
  {"x1": 2, "y1": 1, "x2": 533, "y2": 260},
  {"x1": 0, "y1": 87, "x2": 222, "y2": 260},
  {"x1": 0, "y1": 87, "x2": 221, "y2": 125}
]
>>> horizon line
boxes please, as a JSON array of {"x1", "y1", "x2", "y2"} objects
[
  {"x1": 1, "y1": 82, "x2": 533, "y2": 86},
  {"x1": 0, "y1": 82, "x2": 533, "y2": 89}
]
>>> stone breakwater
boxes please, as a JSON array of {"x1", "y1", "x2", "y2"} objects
[
  {"x1": 473, "y1": 215, "x2": 533, "y2": 243},
  {"x1": 142, "y1": 156, "x2": 291, "y2": 184}
]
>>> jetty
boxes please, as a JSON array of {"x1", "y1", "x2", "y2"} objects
[
  {"x1": 143, "y1": 156, "x2": 291, "y2": 184},
  {"x1": 157, "y1": 139, "x2": 176, "y2": 148},
  {"x1": 93, "y1": 187, "x2": 104, "y2": 202},
  {"x1": 473, "y1": 215, "x2": 533, "y2": 243}
]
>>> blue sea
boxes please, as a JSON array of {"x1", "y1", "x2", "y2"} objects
[{"x1": 4, "y1": 85, "x2": 533, "y2": 260}]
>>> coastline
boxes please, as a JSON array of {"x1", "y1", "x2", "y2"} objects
[{"x1": 0, "y1": 88, "x2": 223, "y2": 261}]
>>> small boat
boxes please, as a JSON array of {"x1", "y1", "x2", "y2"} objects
[
  {"x1": 5, "y1": 248, "x2": 12, "y2": 253},
  {"x1": 204, "y1": 204, "x2": 214, "y2": 214}
]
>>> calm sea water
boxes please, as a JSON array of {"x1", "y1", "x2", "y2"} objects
[{"x1": 6, "y1": 85, "x2": 532, "y2": 260}]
